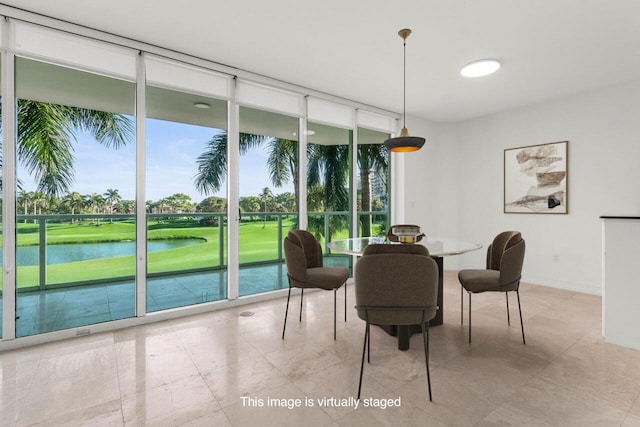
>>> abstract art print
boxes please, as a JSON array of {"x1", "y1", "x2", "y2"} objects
[{"x1": 504, "y1": 141, "x2": 568, "y2": 214}]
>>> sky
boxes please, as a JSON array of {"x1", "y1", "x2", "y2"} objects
[{"x1": 17, "y1": 119, "x2": 295, "y2": 204}]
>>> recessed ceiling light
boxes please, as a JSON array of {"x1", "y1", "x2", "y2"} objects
[
  {"x1": 193, "y1": 102, "x2": 211, "y2": 109},
  {"x1": 460, "y1": 59, "x2": 501, "y2": 78},
  {"x1": 292, "y1": 130, "x2": 316, "y2": 136}
]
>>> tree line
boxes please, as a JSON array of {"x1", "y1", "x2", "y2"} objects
[
  {"x1": 4, "y1": 99, "x2": 389, "y2": 235},
  {"x1": 16, "y1": 188, "x2": 298, "y2": 216}
]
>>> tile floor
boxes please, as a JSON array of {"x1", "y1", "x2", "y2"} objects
[{"x1": 1, "y1": 271, "x2": 640, "y2": 426}]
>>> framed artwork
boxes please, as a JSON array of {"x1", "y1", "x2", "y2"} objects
[{"x1": 504, "y1": 141, "x2": 568, "y2": 214}]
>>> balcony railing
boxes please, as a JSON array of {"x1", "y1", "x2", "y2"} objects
[{"x1": 8, "y1": 210, "x2": 387, "y2": 291}]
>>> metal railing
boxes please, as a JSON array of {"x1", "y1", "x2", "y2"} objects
[{"x1": 10, "y1": 210, "x2": 387, "y2": 291}]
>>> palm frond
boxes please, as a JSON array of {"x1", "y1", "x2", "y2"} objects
[
  {"x1": 64, "y1": 107, "x2": 134, "y2": 148},
  {"x1": 194, "y1": 132, "x2": 228, "y2": 195}
]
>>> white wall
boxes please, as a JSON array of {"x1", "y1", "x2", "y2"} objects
[{"x1": 403, "y1": 79, "x2": 640, "y2": 295}]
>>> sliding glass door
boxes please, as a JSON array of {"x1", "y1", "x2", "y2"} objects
[
  {"x1": 357, "y1": 127, "x2": 390, "y2": 237},
  {"x1": 15, "y1": 57, "x2": 136, "y2": 337},
  {"x1": 145, "y1": 85, "x2": 228, "y2": 311},
  {"x1": 307, "y1": 122, "x2": 352, "y2": 268},
  {"x1": 238, "y1": 106, "x2": 299, "y2": 296}
]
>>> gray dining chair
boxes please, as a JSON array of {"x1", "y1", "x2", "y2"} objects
[
  {"x1": 282, "y1": 229, "x2": 350, "y2": 340},
  {"x1": 458, "y1": 231, "x2": 526, "y2": 344},
  {"x1": 355, "y1": 243, "x2": 439, "y2": 401}
]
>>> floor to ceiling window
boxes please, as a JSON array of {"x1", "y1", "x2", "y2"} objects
[
  {"x1": 238, "y1": 106, "x2": 299, "y2": 296},
  {"x1": 0, "y1": 52, "x2": 3, "y2": 338},
  {"x1": 356, "y1": 127, "x2": 390, "y2": 237},
  {"x1": 145, "y1": 83, "x2": 229, "y2": 311},
  {"x1": 0, "y1": 18, "x2": 397, "y2": 346},
  {"x1": 14, "y1": 57, "x2": 136, "y2": 337}
]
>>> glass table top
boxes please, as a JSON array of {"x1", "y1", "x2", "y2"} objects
[{"x1": 327, "y1": 236, "x2": 482, "y2": 257}]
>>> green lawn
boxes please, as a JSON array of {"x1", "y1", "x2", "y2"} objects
[
  {"x1": 1, "y1": 216, "x2": 381, "y2": 290},
  {"x1": 6, "y1": 217, "x2": 300, "y2": 289}
]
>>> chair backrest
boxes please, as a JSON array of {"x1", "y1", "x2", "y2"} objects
[
  {"x1": 283, "y1": 236, "x2": 309, "y2": 284},
  {"x1": 287, "y1": 230, "x2": 323, "y2": 268},
  {"x1": 363, "y1": 242, "x2": 429, "y2": 256},
  {"x1": 486, "y1": 231, "x2": 525, "y2": 286},
  {"x1": 355, "y1": 244, "x2": 438, "y2": 325}
]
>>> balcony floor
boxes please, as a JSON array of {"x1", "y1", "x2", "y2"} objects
[{"x1": 1, "y1": 257, "x2": 350, "y2": 338}]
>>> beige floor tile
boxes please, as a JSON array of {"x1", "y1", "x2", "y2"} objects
[
  {"x1": 117, "y1": 347, "x2": 201, "y2": 398},
  {"x1": 114, "y1": 328, "x2": 185, "y2": 366},
  {"x1": 0, "y1": 386, "x2": 29, "y2": 427},
  {"x1": 265, "y1": 342, "x2": 344, "y2": 381},
  {"x1": 293, "y1": 361, "x2": 378, "y2": 420},
  {"x1": 476, "y1": 403, "x2": 555, "y2": 426},
  {"x1": 202, "y1": 355, "x2": 289, "y2": 408},
  {"x1": 18, "y1": 400, "x2": 123, "y2": 427},
  {"x1": 179, "y1": 408, "x2": 232, "y2": 427},
  {"x1": 222, "y1": 382, "x2": 334, "y2": 427},
  {"x1": 122, "y1": 374, "x2": 220, "y2": 425},
  {"x1": 185, "y1": 335, "x2": 261, "y2": 373},
  {"x1": 33, "y1": 344, "x2": 117, "y2": 386},
  {"x1": 3, "y1": 273, "x2": 640, "y2": 426},
  {"x1": 500, "y1": 376, "x2": 628, "y2": 426},
  {"x1": 539, "y1": 337, "x2": 640, "y2": 411},
  {"x1": 18, "y1": 366, "x2": 121, "y2": 425},
  {"x1": 336, "y1": 397, "x2": 445, "y2": 427}
]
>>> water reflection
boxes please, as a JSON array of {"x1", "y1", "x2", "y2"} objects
[{"x1": 3, "y1": 239, "x2": 204, "y2": 266}]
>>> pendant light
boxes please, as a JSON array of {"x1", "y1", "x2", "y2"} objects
[{"x1": 384, "y1": 28, "x2": 426, "y2": 153}]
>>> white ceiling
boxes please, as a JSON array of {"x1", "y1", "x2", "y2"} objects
[{"x1": 2, "y1": 0, "x2": 640, "y2": 122}]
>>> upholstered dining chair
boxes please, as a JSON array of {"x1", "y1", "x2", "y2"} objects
[
  {"x1": 355, "y1": 243, "x2": 439, "y2": 401},
  {"x1": 458, "y1": 231, "x2": 526, "y2": 344},
  {"x1": 282, "y1": 229, "x2": 350, "y2": 340}
]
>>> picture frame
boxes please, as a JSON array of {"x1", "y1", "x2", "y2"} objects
[{"x1": 504, "y1": 141, "x2": 568, "y2": 214}]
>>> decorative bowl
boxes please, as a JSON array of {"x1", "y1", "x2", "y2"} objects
[{"x1": 391, "y1": 225, "x2": 425, "y2": 244}]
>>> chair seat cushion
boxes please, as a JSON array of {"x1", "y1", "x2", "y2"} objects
[
  {"x1": 305, "y1": 267, "x2": 350, "y2": 290},
  {"x1": 458, "y1": 269, "x2": 501, "y2": 293}
]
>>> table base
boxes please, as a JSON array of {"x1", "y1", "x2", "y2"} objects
[{"x1": 376, "y1": 256, "x2": 444, "y2": 351}]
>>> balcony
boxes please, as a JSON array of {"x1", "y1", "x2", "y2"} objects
[{"x1": 1, "y1": 211, "x2": 386, "y2": 337}]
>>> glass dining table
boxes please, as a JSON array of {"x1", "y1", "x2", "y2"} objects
[{"x1": 328, "y1": 236, "x2": 482, "y2": 350}]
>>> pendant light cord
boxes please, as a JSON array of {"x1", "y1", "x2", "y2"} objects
[{"x1": 403, "y1": 38, "x2": 407, "y2": 129}]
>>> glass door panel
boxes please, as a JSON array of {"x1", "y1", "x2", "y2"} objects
[
  {"x1": 0, "y1": 53, "x2": 2, "y2": 337},
  {"x1": 238, "y1": 106, "x2": 298, "y2": 296},
  {"x1": 307, "y1": 122, "x2": 352, "y2": 269},
  {"x1": 15, "y1": 57, "x2": 135, "y2": 337},
  {"x1": 357, "y1": 128, "x2": 390, "y2": 237},
  {"x1": 145, "y1": 85, "x2": 228, "y2": 312}
]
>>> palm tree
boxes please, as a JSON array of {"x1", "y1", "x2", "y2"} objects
[
  {"x1": 266, "y1": 138, "x2": 298, "y2": 208},
  {"x1": 17, "y1": 190, "x2": 33, "y2": 217},
  {"x1": 357, "y1": 144, "x2": 389, "y2": 236},
  {"x1": 103, "y1": 188, "x2": 121, "y2": 215},
  {"x1": 194, "y1": 132, "x2": 271, "y2": 195},
  {"x1": 259, "y1": 187, "x2": 274, "y2": 228},
  {"x1": 307, "y1": 143, "x2": 350, "y2": 240},
  {"x1": 63, "y1": 191, "x2": 86, "y2": 217},
  {"x1": 89, "y1": 192, "x2": 105, "y2": 214},
  {"x1": 1, "y1": 99, "x2": 134, "y2": 197}
]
